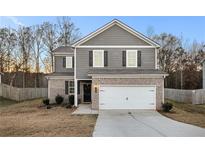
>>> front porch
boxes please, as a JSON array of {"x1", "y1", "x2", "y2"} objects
[{"x1": 72, "y1": 104, "x2": 98, "y2": 115}]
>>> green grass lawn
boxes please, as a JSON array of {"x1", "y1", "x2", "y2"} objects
[{"x1": 160, "y1": 99, "x2": 205, "y2": 128}]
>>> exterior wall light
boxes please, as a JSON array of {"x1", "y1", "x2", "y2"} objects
[{"x1": 94, "y1": 85, "x2": 98, "y2": 93}]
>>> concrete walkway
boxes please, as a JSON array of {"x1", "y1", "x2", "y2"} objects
[
  {"x1": 93, "y1": 110, "x2": 205, "y2": 137},
  {"x1": 72, "y1": 104, "x2": 98, "y2": 115}
]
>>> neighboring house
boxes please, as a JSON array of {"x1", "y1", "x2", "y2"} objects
[{"x1": 46, "y1": 19, "x2": 168, "y2": 110}]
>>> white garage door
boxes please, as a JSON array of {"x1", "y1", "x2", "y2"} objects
[{"x1": 99, "y1": 85, "x2": 156, "y2": 109}]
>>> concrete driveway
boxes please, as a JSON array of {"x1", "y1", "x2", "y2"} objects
[{"x1": 93, "y1": 110, "x2": 205, "y2": 137}]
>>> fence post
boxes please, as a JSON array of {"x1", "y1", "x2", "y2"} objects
[{"x1": 192, "y1": 90, "x2": 195, "y2": 104}]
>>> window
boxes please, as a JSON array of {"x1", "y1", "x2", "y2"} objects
[
  {"x1": 69, "y1": 81, "x2": 75, "y2": 94},
  {"x1": 66, "y1": 57, "x2": 72, "y2": 68},
  {"x1": 65, "y1": 81, "x2": 69, "y2": 94},
  {"x1": 126, "y1": 50, "x2": 138, "y2": 67},
  {"x1": 93, "y1": 50, "x2": 104, "y2": 67},
  {"x1": 65, "y1": 80, "x2": 74, "y2": 94}
]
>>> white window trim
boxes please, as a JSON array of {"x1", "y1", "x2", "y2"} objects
[
  {"x1": 93, "y1": 50, "x2": 104, "y2": 67},
  {"x1": 126, "y1": 50, "x2": 138, "y2": 67},
  {"x1": 66, "y1": 57, "x2": 72, "y2": 68},
  {"x1": 69, "y1": 80, "x2": 75, "y2": 94}
]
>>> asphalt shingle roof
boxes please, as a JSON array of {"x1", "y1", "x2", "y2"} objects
[
  {"x1": 53, "y1": 46, "x2": 74, "y2": 53},
  {"x1": 46, "y1": 72, "x2": 74, "y2": 77}
]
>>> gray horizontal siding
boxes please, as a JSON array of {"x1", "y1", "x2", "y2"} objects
[
  {"x1": 55, "y1": 56, "x2": 74, "y2": 73},
  {"x1": 81, "y1": 25, "x2": 151, "y2": 46},
  {"x1": 76, "y1": 48, "x2": 155, "y2": 79}
]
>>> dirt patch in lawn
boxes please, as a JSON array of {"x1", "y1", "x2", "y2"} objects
[
  {"x1": 0, "y1": 99, "x2": 97, "y2": 137},
  {"x1": 160, "y1": 99, "x2": 205, "y2": 128}
]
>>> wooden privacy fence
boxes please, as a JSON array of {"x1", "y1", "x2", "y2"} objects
[
  {"x1": 165, "y1": 88, "x2": 205, "y2": 104},
  {"x1": 0, "y1": 83, "x2": 47, "y2": 101}
]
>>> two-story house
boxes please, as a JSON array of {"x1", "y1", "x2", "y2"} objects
[{"x1": 46, "y1": 19, "x2": 168, "y2": 110}]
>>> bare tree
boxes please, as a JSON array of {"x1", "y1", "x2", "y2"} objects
[
  {"x1": 17, "y1": 26, "x2": 32, "y2": 72},
  {"x1": 57, "y1": 17, "x2": 80, "y2": 46},
  {"x1": 0, "y1": 28, "x2": 9, "y2": 72},
  {"x1": 30, "y1": 25, "x2": 45, "y2": 88},
  {"x1": 17, "y1": 26, "x2": 32, "y2": 89},
  {"x1": 5, "y1": 28, "x2": 17, "y2": 72},
  {"x1": 153, "y1": 33, "x2": 183, "y2": 73},
  {"x1": 31, "y1": 25, "x2": 44, "y2": 73},
  {"x1": 42, "y1": 22, "x2": 58, "y2": 72}
]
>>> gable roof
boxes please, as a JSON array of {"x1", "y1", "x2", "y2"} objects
[{"x1": 72, "y1": 19, "x2": 160, "y2": 47}]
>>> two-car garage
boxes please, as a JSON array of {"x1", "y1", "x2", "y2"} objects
[
  {"x1": 90, "y1": 77, "x2": 165, "y2": 111},
  {"x1": 99, "y1": 85, "x2": 156, "y2": 110}
]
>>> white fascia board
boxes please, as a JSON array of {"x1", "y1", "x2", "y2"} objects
[
  {"x1": 45, "y1": 76, "x2": 74, "y2": 80},
  {"x1": 53, "y1": 52, "x2": 74, "y2": 56},
  {"x1": 76, "y1": 46, "x2": 156, "y2": 48},
  {"x1": 88, "y1": 74, "x2": 168, "y2": 78}
]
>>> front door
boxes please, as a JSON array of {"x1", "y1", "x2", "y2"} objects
[{"x1": 83, "y1": 84, "x2": 91, "y2": 103}]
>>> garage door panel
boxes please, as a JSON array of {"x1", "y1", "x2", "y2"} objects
[{"x1": 99, "y1": 86, "x2": 156, "y2": 109}]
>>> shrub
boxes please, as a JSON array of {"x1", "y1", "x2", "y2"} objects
[
  {"x1": 69, "y1": 95, "x2": 74, "y2": 105},
  {"x1": 66, "y1": 104, "x2": 72, "y2": 109},
  {"x1": 162, "y1": 102, "x2": 173, "y2": 112},
  {"x1": 55, "y1": 95, "x2": 64, "y2": 104},
  {"x1": 47, "y1": 106, "x2": 52, "y2": 109},
  {"x1": 42, "y1": 98, "x2": 50, "y2": 106}
]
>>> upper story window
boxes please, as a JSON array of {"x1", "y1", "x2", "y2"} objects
[
  {"x1": 93, "y1": 50, "x2": 104, "y2": 67},
  {"x1": 126, "y1": 50, "x2": 138, "y2": 67},
  {"x1": 65, "y1": 57, "x2": 72, "y2": 68}
]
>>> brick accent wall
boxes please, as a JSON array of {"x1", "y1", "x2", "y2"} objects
[
  {"x1": 49, "y1": 79, "x2": 68, "y2": 103},
  {"x1": 91, "y1": 78, "x2": 164, "y2": 110}
]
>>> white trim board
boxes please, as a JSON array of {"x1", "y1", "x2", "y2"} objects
[
  {"x1": 46, "y1": 76, "x2": 74, "y2": 80},
  {"x1": 100, "y1": 85, "x2": 157, "y2": 87},
  {"x1": 53, "y1": 53, "x2": 74, "y2": 56},
  {"x1": 74, "y1": 47, "x2": 78, "y2": 107},
  {"x1": 73, "y1": 19, "x2": 160, "y2": 47},
  {"x1": 89, "y1": 74, "x2": 167, "y2": 78},
  {"x1": 77, "y1": 79, "x2": 92, "y2": 81},
  {"x1": 75, "y1": 46, "x2": 156, "y2": 48}
]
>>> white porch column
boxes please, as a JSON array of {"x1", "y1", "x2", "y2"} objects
[
  {"x1": 74, "y1": 46, "x2": 78, "y2": 107},
  {"x1": 74, "y1": 79, "x2": 78, "y2": 107}
]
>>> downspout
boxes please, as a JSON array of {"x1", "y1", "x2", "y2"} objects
[{"x1": 74, "y1": 46, "x2": 78, "y2": 107}]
